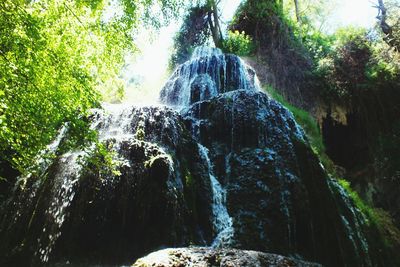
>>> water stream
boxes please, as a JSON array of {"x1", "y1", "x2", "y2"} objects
[{"x1": 198, "y1": 144, "x2": 234, "y2": 247}]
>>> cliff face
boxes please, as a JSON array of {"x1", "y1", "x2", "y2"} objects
[
  {"x1": 231, "y1": 0, "x2": 400, "y2": 235},
  {"x1": 0, "y1": 47, "x2": 393, "y2": 267}
]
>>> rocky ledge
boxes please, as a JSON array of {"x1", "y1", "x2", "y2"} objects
[{"x1": 133, "y1": 247, "x2": 322, "y2": 267}]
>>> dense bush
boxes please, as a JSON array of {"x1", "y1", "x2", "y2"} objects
[
  {"x1": 221, "y1": 30, "x2": 254, "y2": 56},
  {"x1": 306, "y1": 27, "x2": 400, "y2": 103}
]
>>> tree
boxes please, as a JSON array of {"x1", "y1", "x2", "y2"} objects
[
  {"x1": 207, "y1": 0, "x2": 223, "y2": 48},
  {"x1": 169, "y1": 5, "x2": 212, "y2": 68},
  {"x1": 376, "y1": 0, "x2": 400, "y2": 51},
  {"x1": 169, "y1": 0, "x2": 225, "y2": 68},
  {"x1": 293, "y1": 0, "x2": 301, "y2": 24},
  {"x1": 0, "y1": 0, "x2": 182, "y2": 180}
]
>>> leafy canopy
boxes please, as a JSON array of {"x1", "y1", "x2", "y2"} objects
[{"x1": 0, "y1": 0, "x2": 182, "y2": 174}]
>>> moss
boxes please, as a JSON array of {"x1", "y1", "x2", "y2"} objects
[
  {"x1": 183, "y1": 168, "x2": 196, "y2": 214},
  {"x1": 144, "y1": 154, "x2": 170, "y2": 169},
  {"x1": 80, "y1": 142, "x2": 122, "y2": 179},
  {"x1": 185, "y1": 171, "x2": 194, "y2": 188},
  {"x1": 338, "y1": 179, "x2": 378, "y2": 225},
  {"x1": 134, "y1": 125, "x2": 145, "y2": 141},
  {"x1": 338, "y1": 178, "x2": 400, "y2": 264},
  {"x1": 180, "y1": 159, "x2": 199, "y2": 232}
]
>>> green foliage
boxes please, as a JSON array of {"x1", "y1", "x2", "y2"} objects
[
  {"x1": 283, "y1": 0, "x2": 337, "y2": 30},
  {"x1": 59, "y1": 117, "x2": 98, "y2": 153},
  {"x1": 338, "y1": 178, "x2": 378, "y2": 225},
  {"x1": 294, "y1": 25, "x2": 335, "y2": 62},
  {"x1": 169, "y1": 5, "x2": 211, "y2": 69},
  {"x1": 302, "y1": 25, "x2": 400, "y2": 104},
  {"x1": 1, "y1": 0, "x2": 98, "y2": 172},
  {"x1": 234, "y1": 0, "x2": 283, "y2": 22},
  {"x1": 0, "y1": 0, "x2": 182, "y2": 177},
  {"x1": 221, "y1": 30, "x2": 254, "y2": 56},
  {"x1": 80, "y1": 141, "x2": 123, "y2": 179},
  {"x1": 377, "y1": 0, "x2": 400, "y2": 51},
  {"x1": 338, "y1": 178, "x2": 399, "y2": 250}
]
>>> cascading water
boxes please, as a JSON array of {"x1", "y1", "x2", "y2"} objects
[
  {"x1": 37, "y1": 151, "x2": 84, "y2": 263},
  {"x1": 31, "y1": 104, "x2": 177, "y2": 264},
  {"x1": 32, "y1": 105, "x2": 135, "y2": 263},
  {"x1": 160, "y1": 46, "x2": 259, "y2": 108},
  {"x1": 198, "y1": 144, "x2": 234, "y2": 247},
  {"x1": 90, "y1": 103, "x2": 137, "y2": 142},
  {"x1": 160, "y1": 46, "x2": 261, "y2": 247}
]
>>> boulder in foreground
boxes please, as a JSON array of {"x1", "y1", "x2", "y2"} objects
[{"x1": 133, "y1": 247, "x2": 322, "y2": 267}]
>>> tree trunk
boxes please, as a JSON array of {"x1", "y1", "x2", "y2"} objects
[
  {"x1": 294, "y1": 0, "x2": 301, "y2": 24},
  {"x1": 377, "y1": 0, "x2": 399, "y2": 51},
  {"x1": 207, "y1": 0, "x2": 223, "y2": 48}
]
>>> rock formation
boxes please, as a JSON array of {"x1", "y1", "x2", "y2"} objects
[{"x1": 0, "y1": 47, "x2": 391, "y2": 266}]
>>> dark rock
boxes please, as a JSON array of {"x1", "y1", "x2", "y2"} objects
[
  {"x1": 181, "y1": 89, "x2": 372, "y2": 266},
  {"x1": 0, "y1": 106, "x2": 214, "y2": 266}
]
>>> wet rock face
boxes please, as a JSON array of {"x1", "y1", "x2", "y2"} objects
[
  {"x1": 182, "y1": 89, "x2": 303, "y2": 152},
  {"x1": 0, "y1": 106, "x2": 214, "y2": 266},
  {"x1": 181, "y1": 90, "x2": 371, "y2": 266},
  {"x1": 133, "y1": 247, "x2": 322, "y2": 267}
]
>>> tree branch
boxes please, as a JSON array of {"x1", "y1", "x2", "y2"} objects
[{"x1": 376, "y1": 0, "x2": 399, "y2": 51}]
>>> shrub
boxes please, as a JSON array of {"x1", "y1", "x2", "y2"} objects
[{"x1": 221, "y1": 30, "x2": 254, "y2": 56}]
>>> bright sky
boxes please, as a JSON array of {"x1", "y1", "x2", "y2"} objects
[
  {"x1": 326, "y1": 0, "x2": 377, "y2": 31},
  {"x1": 122, "y1": 0, "x2": 378, "y2": 104},
  {"x1": 122, "y1": 23, "x2": 179, "y2": 104}
]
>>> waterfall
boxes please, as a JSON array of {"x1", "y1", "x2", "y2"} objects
[
  {"x1": 37, "y1": 151, "x2": 84, "y2": 263},
  {"x1": 160, "y1": 46, "x2": 260, "y2": 247},
  {"x1": 30, "y1": 124, "x2": 69, "y2": 177},
  {"x1": 198, "y1": 144, "x2": 234, "y2": 247},
  {"x1": 160, "y1": 46, "x2": 259, "y2": 108},
  {"x1": 90, "y1": 103, "x2": 136, "y2": 145},
  {"x1": 1, "y1": 45, "x2": 380, "y2": 267},
  {"x1": 34, "y1": 103, "x2": 171, "y2": 263}
]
